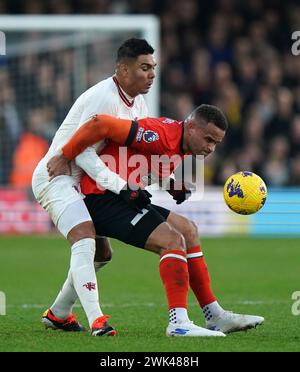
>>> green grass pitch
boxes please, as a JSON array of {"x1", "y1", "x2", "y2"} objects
[{"x1": 0, "y1": 235, "x2": 299, "y2": 352}]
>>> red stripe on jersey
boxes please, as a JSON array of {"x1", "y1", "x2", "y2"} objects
[{"x1": 113, "y1": 76, "x2": 134, "y2": 107}]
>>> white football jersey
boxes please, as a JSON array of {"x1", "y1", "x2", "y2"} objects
[{"x1": 33, "y1": 76, "x2": 148, "y2": 195}]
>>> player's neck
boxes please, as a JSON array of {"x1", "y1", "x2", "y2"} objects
[{"x1": 114, "y1": 75, "x2": 137, "y2": 98}]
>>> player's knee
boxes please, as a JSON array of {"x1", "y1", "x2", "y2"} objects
[
  {"x1": 181, "y1": 219, "x2": 198, "y2": 241},
  {"x1": 164, "y1": 228, "x2": 186, "y2": 253},
  {"x1": 145, "y1": 222, "x2": 186, "y2": 255},
  {"x1": 67, "y1": 221, "x2": 96, "y2": 246}
]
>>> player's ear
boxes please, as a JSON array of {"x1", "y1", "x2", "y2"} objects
[
  {"x1": 118, "y1": 63, "x2": 129, "y2": 77},
  {"x1": 186, "y1": 120, "x2": 196, "y2": 137}
]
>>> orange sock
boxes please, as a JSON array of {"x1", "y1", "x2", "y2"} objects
[
  {"x1": 187, "y1": 246, "x2": 216, "y2": 307},
  {"x1": 159, "y1": 250, "x2": 189, "y2": 309}
]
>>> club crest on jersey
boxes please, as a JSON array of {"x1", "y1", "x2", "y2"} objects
[
  {"x1": 143, "y1": 130, "x2": 159, "y2": 143},
  {"x1": 136, "y1": 127, "x2": 145, "y2": 142}
]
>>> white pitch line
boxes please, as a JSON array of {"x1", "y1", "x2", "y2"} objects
[{"x1": 4, "y1": 300, "x2": 289, "y2": 309}]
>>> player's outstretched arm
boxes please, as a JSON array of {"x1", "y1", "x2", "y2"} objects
[
  {"x1": 62, "y1": 115, "x2": 133, "y2": 161},
  {"x1": 47, "y1": 114, "x2": 133, "y2": 181}
]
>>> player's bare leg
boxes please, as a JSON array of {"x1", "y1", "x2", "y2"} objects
[
  {"x1": 144, "y1": 222, "x2": 225, "y2": 337},
  {"x1": 94, "y1": 236, "x2": 113, "y2": 270},
  {"x1": 165, "y1": 212, "x2": 264, "y2": 334}
]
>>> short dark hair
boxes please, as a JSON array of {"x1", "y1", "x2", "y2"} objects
[
  {"x1": 193, "y1": 104, "x2": 228, "y2": 131},
  {"x1": 116, "y1": 38, "x2": 154, "y2": 63}
]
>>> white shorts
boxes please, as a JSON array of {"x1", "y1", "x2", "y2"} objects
[
  {"x1": 32, "y1": 169, "x2": 92, "y2": 237},
  {"x1": 57, "y1": 198, "x2": 92, "y2": 238}
]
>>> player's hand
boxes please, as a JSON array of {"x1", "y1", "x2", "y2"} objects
[
  {"x1": 119, "y1": 184, "x2": 152, "y2": 211},
  {"x1": 47, "y1": 153, "x2": 71, "y2": 181},
  {"x1": 167, "y1": 178, "x2": 193, "y2": 204}
]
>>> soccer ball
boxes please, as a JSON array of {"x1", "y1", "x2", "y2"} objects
[{"x1": 223, "y1": 171, "x2": 267, "y2": 215}]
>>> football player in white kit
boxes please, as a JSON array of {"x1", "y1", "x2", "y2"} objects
[{"x1": 32, "y1": 38, "x2": 156, "y2": 336}]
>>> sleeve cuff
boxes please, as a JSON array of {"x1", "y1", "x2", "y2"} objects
[{"x1": 124, "y1": 120, "x2": 138, "y2": 146}]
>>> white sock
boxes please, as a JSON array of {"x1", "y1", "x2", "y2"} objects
[
  {"x1": 50, "y1": 261, "x2": 105, "y2": 320},
  {"x1": 202, "y1": 301, "x2": 224, "y2": 321},
  {"x1": 70, "y1": 238, "x2": 103, "y2": 327},
  {"x1": 50, "y1": 269, "x2": 77, "y2": 319},
  {"x1": 169, "y1": 308, "x2": 189, "y2": 324}
]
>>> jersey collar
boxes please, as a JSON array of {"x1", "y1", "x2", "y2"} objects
[{"x1": 113, "y1": 76, "x2": 135, "y2": 108}]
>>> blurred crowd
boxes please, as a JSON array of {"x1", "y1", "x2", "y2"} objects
[{"x1": 0, "y1": 0, "x2": 300, "y2": 187}]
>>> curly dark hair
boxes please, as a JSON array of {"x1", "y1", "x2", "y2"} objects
[
  {"x1": 193, "y1": 104, "x2": 228, "y2": 131},
  {"x1": 116, "y1": 38, "x2": 154, "y2": 62}
]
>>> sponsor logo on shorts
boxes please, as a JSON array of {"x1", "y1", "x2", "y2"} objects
[
  {"x1": 136, "y1": 127, "x2": 145, "y2": 142},
  {"x1": 143, "y1": 130, "x2": 159, "y2": 143}
]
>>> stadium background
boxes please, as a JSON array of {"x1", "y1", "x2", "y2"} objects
[
  {"x1": 0, "y1": 0, "x2": 300, "y2": 235},
  {"x1": 0, "y1": 0, "x2": 300, "y2": 352}
]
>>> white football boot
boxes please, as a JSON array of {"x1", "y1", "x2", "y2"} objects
[
  {"x1": 206, "y1": 311, "x2": 264, "y2": 334},
  {"x1": 166, "y1": 321, "x2": 226, "y2": 337}
]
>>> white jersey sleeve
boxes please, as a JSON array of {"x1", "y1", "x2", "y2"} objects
[
  {"x1": 32, "y1": 76, "x2": 148, "y2": 197},
  {"x1": 73, "y1": 77, "x2": 148, "y2": 194}
]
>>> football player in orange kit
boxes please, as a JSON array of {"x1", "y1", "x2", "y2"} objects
[{"x1": 48, "y1": 104, "x2": 264, "y2": 337}]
